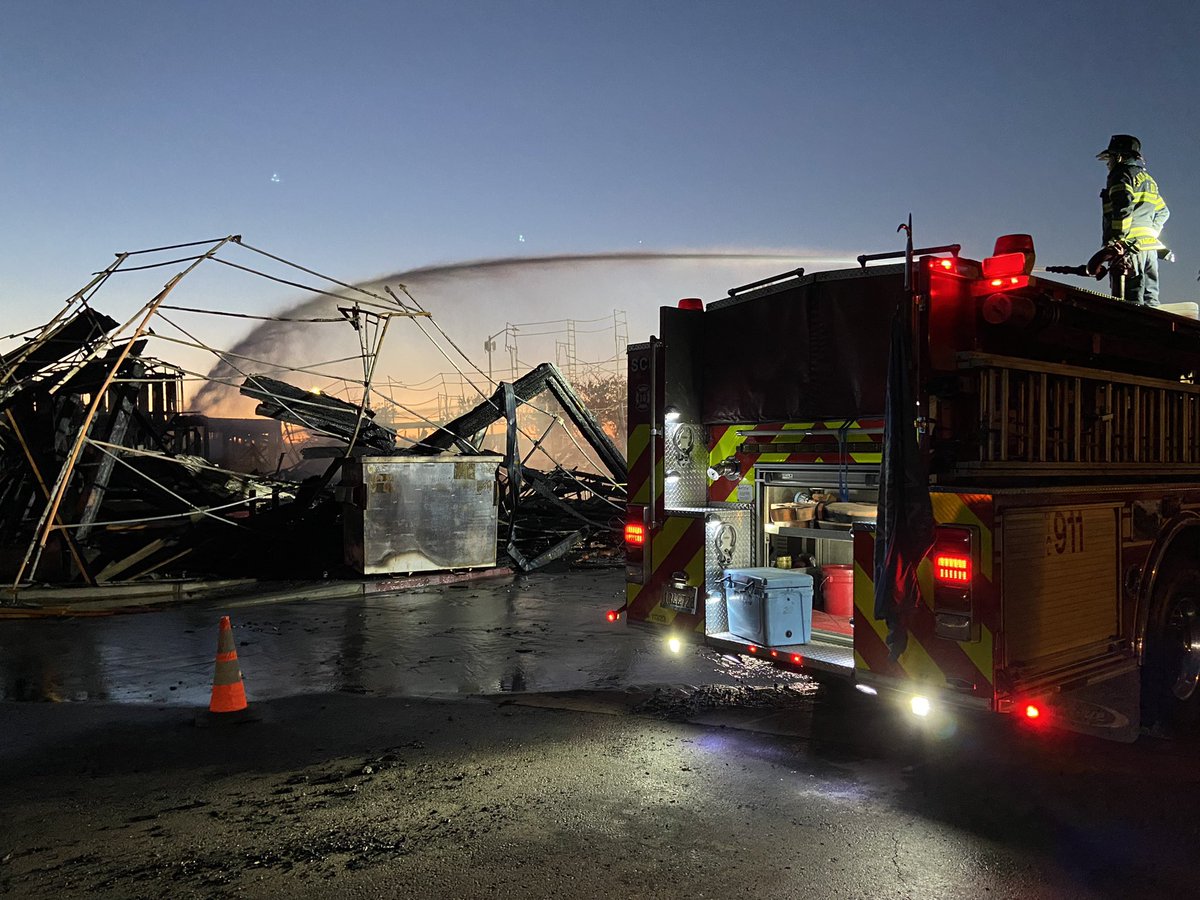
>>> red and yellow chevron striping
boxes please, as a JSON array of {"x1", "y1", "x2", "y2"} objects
[
  {"x1": 852, "y1": 493, "x2": 997, "y2": 701},
  {"x1": 625, "y1": 514, "x2": 706, "y2": 632}
]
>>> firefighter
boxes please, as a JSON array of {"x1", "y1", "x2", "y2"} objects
[{"x1": 1097, "y1": 134, "x2": 1171, "y2": 305}]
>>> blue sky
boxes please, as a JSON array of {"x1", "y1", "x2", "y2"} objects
[{"x1": 3, "y1": 0, "x2": 1198, "y2": 351}]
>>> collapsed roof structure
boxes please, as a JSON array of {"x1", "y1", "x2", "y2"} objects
[{"x1": 0, "y1": 235, "x2": 626, "y2": 597}]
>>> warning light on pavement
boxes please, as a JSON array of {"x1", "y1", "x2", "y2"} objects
[
  {"x1": 747, "y1": 645, "x2": 757, "y2": 654},
  {"x1": 606, "y1": 610, "x2": 619, "y2": 622},
  {"x1": 667, "y1": 637, "x2": 682, "y2": 654},
  {"x1": 791, "y1": 654, "x2": 803, "y2": 664},
  {"x1": 911, "y1": 696, "x2": 932, "y2": 718}
]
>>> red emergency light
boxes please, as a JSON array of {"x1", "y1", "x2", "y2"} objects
[
  {"x1": 678, "y1": 297, "x2": 704, "y2": 311},
  {"x1": 984, "y1": 274, "x2": 1030, "y2": 291},
  {"x1": 931, "y1": 526, "x2": 974, "y2": 587},
  {"x1": 747, "y1": 644, "x2": 758, "y2": 654},
  {"x1": 624, "y1": 522, "x2": 646, "y2": 546},
  {"x1": 982, "y1": 253, "x2": 1027, "y2": 278},
  {"x1": 606, "y1": 610, "x2": 620, "y2": 622},
  {"x1": 1024, "y1": 703, "x2": 1041, "y2": 720},
  {"x1": 934, "y1": 553, "x2": 971, "y2": 584},
  {"x1": 929, "y1": 525, "x2": 976, "y2": 638},
  {"x1": 978, "y1": 233, "x2": 1035, "y2": 291}
]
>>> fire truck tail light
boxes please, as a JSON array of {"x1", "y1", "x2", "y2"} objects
[
  {"x1": 931, "y1": 526, "x2": 975, "y2": 587},
  {"x1": 934, "y1": 553, "x2": 971, "y2": 584},
  {"x1": 930, "y1": 525, "x2": 976, "y2": 640},
  {"x1": 624, "y1": 522, "x2": 646, "y2": 546},
  {"x1": 1024, "y1": 703, "x2": 1041, "y2": 719}
]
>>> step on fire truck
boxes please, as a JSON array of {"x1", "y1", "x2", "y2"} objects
[{"x1": 619, "y1": 231, "x2": 1200, "y2": 741}]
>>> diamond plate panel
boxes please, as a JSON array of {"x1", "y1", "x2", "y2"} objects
[
  {"x1": 703, "y1": 507, "x2": 754, "y2": 635},
  {"x1": 664, "y1": 421, "x2": 707, "y2": 509}
]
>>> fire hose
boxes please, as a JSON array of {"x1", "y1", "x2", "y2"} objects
[{"x1": 1045, "y1": 240, "x2": 1137, "y2": 299}]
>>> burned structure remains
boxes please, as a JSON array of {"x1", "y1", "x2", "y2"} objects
[{"x1": 0, "y1": 236, "x2": 625, "y2": 597}]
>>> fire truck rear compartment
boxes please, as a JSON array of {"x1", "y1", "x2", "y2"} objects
[{"x1": 699, "y1": 464, "x2": 875, "y2": 675}]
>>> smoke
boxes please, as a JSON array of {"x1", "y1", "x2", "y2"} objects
[{"x1": 192, "y1": 250, "x2": 852, "y2": 417}]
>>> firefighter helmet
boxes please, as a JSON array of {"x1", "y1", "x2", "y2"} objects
[{"x1": 1097, "y1": 134, "x2": 1141, "y2": 160}]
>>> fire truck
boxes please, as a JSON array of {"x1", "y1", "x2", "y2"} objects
[{"x1": 620, "y1": 232, "x2": 1200, "y2": 741}]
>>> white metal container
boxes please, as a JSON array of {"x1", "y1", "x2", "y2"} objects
[{"x1": 342, "y1": 456, "x2": 499, "y2": 575}]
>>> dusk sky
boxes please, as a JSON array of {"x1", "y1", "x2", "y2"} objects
[{"x1": 3, "y1": 0, "x2": 1199, "y2": 383}]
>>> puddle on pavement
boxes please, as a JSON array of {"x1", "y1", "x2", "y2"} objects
[{"x1": 0, "y1": 570, "x2": 805, "y2": 706}]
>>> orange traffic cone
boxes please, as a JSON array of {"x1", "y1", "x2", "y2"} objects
[{"x1": 196, "y1": 615, "x2": 258, "y2": 725}]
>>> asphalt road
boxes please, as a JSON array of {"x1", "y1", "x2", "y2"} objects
[{"x1": 1, "y1": 567, "x2": 1198, "y2": 899}]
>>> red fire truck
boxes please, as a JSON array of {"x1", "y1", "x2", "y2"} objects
[{"x1": 620, "y1": 232, "x2": 1200, "y2": 741}]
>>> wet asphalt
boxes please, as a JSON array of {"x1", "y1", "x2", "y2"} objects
[
  {"x1": 2, "y1": 567, "x2": 1199, "y2": 899},
  {"x1": 0, "y1": 568, "x2": 769, "y2": 706}
]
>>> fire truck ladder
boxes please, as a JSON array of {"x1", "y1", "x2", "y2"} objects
[{"x1": 955, "y1": 352, "x2": 1200, "y2": 476}]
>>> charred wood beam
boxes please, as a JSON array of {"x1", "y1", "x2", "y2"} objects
[
  {"x1": 239, "y1": 374, "x2": 395, "y2": 452},
  {"x1": 518, "y1": 530, "x2": 584, "y2": 573},
  {"x1": 2, "y1": 409, "x2": 94, "y2": 584},
  {"x1": 77, "y1": 360, "x2": 144, "y2": 540},
  {"x1": 540, "y1": 367, "x2": 627, "y2": 484},
  {"x1": 0, "y1": 307, "x2": 119, "y2": 387},
  {"x1": 518, "y1": 468, "x2": 614, "y2": 530},
  {"x1": 409, "y1": 362, "x2": 627, "y2": 483},
  {"x1": 56, "y1": 340, "x2": 147, "y2": 397}
]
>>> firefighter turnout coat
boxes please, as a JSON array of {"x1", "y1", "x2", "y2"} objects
[{"x1": 1102, "y1": 158, "x2": 1170, "y2": 251}]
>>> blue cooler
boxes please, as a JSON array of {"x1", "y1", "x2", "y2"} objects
[{"x1": 722, "y1": 567, "x2": 813, "y2": 646}]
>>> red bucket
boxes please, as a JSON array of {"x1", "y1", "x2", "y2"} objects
[{"x1": 820, "y1": 564, "x2": 854, "y2": 617}]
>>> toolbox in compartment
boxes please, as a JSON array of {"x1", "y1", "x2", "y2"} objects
[{"x1": 722, "y1": 567, "x2": 813, "y2": 646}]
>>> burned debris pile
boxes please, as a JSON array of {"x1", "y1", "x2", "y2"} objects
[
  {"x1": 0, "y1": 237, "x2": 626, "y2": 594},
  {"x1": 403, "y1": 363, "x2": 627, "y2": 572},
  {"x1": 0, "y1": 305, "x2": 302, "y2": 586}
]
